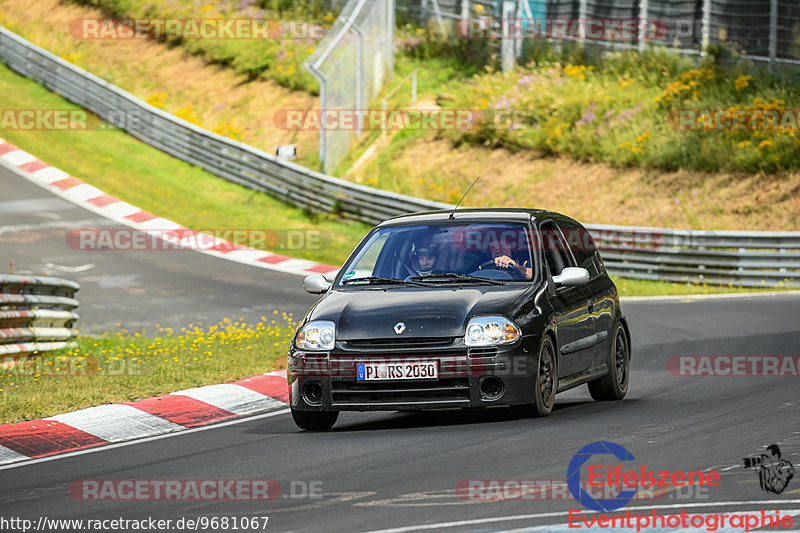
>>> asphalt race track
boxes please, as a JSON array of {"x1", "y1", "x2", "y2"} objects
[
  {"x1": 0, "y1": 165, "x2": 319, "y2": 333},
  {"x1": 2, "y1": 165, "x2": 800, "y2": 532}
]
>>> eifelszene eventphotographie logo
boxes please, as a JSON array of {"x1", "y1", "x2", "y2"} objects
[{"x1": 567, "y1": 441, "x2": 721, "y2": 512}]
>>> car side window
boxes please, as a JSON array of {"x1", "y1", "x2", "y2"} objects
[
  {"x1": 539, "y1": 221, "x2": 575, "y2": 278},
  {"x1": 555, "y1": 218, "x2": 601, "y2": 279}
]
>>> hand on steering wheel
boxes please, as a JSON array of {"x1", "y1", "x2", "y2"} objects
[{"x1": 477, "y1": 257, "x2": 523, "y2": 279}]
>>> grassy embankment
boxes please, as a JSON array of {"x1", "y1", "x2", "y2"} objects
[{"x1": 0, "y1": 54, "x2": 792, "y2": 423}]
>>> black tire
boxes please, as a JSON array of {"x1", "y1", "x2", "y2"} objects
[
  {"x1": 291, "y1": 408, "x2": 339, "y2": 431},
  {"x1": 588, "y1": 323, "x2": 629, "y2": 401},
  {"x1": 511, "y1": 336, "x2": 557, "y2": 418}
]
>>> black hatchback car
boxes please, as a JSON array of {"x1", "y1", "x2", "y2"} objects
[{"x1": 288, "y1": 209, "x2": 630, "y2": 430}]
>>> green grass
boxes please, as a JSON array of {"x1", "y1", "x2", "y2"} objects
[
  {"x1": 0, "y1": 315, "x2": 294, "y2": 423},
  {"x1": 611, "y1": 277, "x2": 793, "y2": 298},
  {"x1": 0, "y1": 61, "x2": 369, "y2": 266},
  {"x1": 434, "y1": 45, "x2": 800, "y2": 174},
  {"x1": 68, "y1": 0, "x2": 331, "y2": 92},
  {"x1": 0, "y1": 59, "x2": 789, "y2": 300}
]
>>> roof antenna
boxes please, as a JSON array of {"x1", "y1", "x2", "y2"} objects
[{"x1": 449, "y1": 176, "x2": 480, "y2": 220}]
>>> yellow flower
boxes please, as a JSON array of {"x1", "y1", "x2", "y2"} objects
[
  {"x1": 474, "y1": 4, "x2": 485, "y2": 13},
  {"x1": 734, "y1": 75, "x2": 753, "y2": 91},
  {"x1": 737, "y1": 140, "x2": 751, "y2": 148},
  {"x1": 146, "y1": 92, "x2": 168, "y2": 109},
  {"x1": 757, "y1": 139, "x2": 774, "y2": 151}
]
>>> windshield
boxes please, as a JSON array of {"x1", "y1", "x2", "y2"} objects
[{"x1": 338, "y1": 222, "x2": 536, "y2": 285}]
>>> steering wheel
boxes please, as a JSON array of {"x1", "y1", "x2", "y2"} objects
[{"x1": 476, "y1": 260, "x2": 524, "y2": 279}]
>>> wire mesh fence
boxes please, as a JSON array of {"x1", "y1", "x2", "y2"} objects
[
  {"x1": 402, "y1": 0, "x2": 800, "y2": 72},
  {"x1": 305, "y1": 0, "x2": 395, "y2": 174}
]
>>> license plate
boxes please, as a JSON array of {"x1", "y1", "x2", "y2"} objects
[{"x1": 356, "y1": 361, "x2": 439, "y2": 381}]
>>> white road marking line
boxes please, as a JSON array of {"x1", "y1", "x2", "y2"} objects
[
  {"x1": 361, "y1": 501, "x2": 800, "y2": 533},
  {"x1": 0, "y1": 218, "x2": 113, "y2": 235},
  {"x1": 0, "y1": 408, "x2": 290, "y2": 471},
  {"x1": 0, "y1": 197, "x2": 75, "y2": 213},
  {"x1": 621, "y1": 290, "x2": 800, "y2": 302}
]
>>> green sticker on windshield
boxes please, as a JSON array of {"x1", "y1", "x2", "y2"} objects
[{"x1": 343, "y1": 270, "x2": 355, "y2": 280}]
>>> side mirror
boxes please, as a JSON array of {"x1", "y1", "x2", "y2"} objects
[
  {"x1": 552, "y1": 267, "x2": 590, "y2": 288},
  {"x1": 303, "y1": 274, "x2": 331, "y2": 294}
]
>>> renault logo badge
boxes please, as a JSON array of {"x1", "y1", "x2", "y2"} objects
[{"x1": 394, "y1": 322, "x2": 406, "y2": 334}]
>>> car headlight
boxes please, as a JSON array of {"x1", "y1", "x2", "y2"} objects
[
  {"x1": 296, "y1": 320, "x2": 335, "y2": 351},
  {"x1": 465, "y1": 316, "x2": 520, "y2": 346}
]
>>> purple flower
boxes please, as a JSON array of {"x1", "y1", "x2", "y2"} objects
[{"x1": 575, "y1": 102, "x2": 597, "y2": 127}]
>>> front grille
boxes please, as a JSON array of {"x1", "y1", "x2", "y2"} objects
[
  {"x1": 331, "y1": 378, "x2": 470, "y2": 406},
  {"x1": 468, "y1": 347, "x2": 498, "y2": 357},
  {"x1": 345, "y1": 337, "x2": 455, "y2": 349}
]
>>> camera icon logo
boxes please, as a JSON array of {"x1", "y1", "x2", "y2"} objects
[{"x1": 743, "y1": 444, "x2": 795, "y2": 494}]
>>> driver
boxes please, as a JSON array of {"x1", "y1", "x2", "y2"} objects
[
  {"x1": 489, "y1": 243, "x2": 532, "y2": 279},
  {"x1": 410, "y1": 241, "x2": 439, "y2": 277}
]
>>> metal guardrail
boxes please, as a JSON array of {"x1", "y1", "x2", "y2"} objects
[
  {"x1": 588, "y1": 225, "x2": 800, "y2": 288},
  {"x1": 0, "y1": 27, "x2": 449, "y2": 226},
  {"x1": 1, "y1": 26, "x2": 798, "y2": 288},
  {"x1": 0, "y1": 275, "x2": 80, "y2": 356}
]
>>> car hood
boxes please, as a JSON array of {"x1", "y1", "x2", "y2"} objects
[{"x1": 308, "y1": 285, "x2": 531, "y2": 340}]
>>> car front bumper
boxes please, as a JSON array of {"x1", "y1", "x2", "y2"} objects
[{"x1": 287, "y1": 339, "x2": 537, "y2": 411}]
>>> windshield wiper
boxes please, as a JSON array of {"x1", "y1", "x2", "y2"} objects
[
  {"x1": 342, "y1": 276, "x2": 429, "y2": 287},
  {"x1": 409, "y1": 273, "x2": 506, "y2": 285}
]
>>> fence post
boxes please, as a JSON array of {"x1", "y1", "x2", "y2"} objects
[
  {"x1": 411, "y1": 71, "x2": 418, "y2": 105},
  {"x1": 461, "y1": 0, "x2": 469, "y2": 20},
  {"x1": 307, "y1": 64, "x2": 327, "y2": 169},
  {"x1": 769, "y1": 0, "x2": 778, "y2": 73},
  {"x1": 638, "y1": 0, "x2": 648, "y2": 52},
  {"x1": 701, "y1": 0, "x2": 711, "y2": 54},
  {"x1": 501, "y1": 0, "x2": 515, "y2": 72},
  {"x1": 387, "y1": 0, "x2": 395, "y2": 81},
  {"x1": 578, "y1": 0, "x2": 588, "y2": 41},
  {"x1": 351, "y1": 25, "x2": 364, "y2": 138}
]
